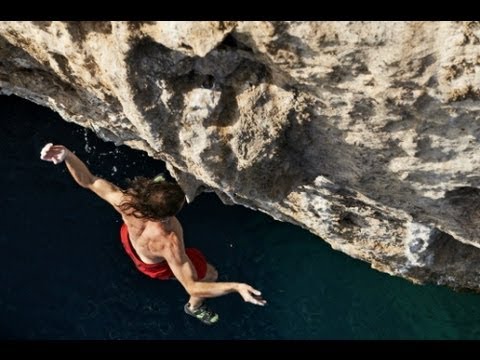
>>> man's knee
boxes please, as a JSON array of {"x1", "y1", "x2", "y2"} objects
[
  {"x1": 210, "y1": 265, "x2": 218, "y2": 281},
  {"x1": 203, "y1": 264, "x2": 218, "y2": 282}
]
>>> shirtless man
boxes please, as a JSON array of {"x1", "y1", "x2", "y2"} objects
[{"x1": 40, "y1": 143, "x2": 266, "y2": 325}]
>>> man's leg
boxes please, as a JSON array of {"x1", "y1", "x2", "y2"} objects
[
  {"x1": 188, "y1": 263, "x2": 218, "y2": 309},
  {"x1": 184, "y1": 263, "x2": 220, "y2": 324}
]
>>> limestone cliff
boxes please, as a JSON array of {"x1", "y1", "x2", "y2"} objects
[{"x1": 1, "y1": 21, "x2": 480, "y2": 290}]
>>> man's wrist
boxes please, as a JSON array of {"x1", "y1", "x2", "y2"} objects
[{"x1": 64, "y1": 149, "x2": 72, "y2": 160}]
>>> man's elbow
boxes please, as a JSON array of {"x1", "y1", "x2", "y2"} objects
[{"x1": 85, "y1": 176, "x2": 100, "y2": 189}]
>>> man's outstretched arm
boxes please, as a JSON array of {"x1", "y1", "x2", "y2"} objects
[
  {"x1": 40, "y1": 143, "x2": 124, "y2": 211},
  {"x1": 161, "y1": 233, "x2": 267, "y2": 306}
]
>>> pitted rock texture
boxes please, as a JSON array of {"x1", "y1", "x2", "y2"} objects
[{"x1": 1, "y1": 21, "x2": 480, "y2": 290}]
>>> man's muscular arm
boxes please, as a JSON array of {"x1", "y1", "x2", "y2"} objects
[
  {"x1": 40, "y1": 143, "x2": 124, "y2": 212},
  {"x1": 161, "y1": 233, "x2": 266, "y2": 306}
]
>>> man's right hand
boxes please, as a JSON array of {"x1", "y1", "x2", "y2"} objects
[
  {"x1": 40, "y1": 143, "x2": 68, "y2": 165},
  {"x1": 237, "y1": 284, "x2": 267, "y2": 306}
]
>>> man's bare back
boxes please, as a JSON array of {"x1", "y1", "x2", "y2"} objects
[{"x1": 122, "y1": 209, "x2": 184, "y2": 265}]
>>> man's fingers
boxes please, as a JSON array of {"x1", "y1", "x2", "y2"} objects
[
  {"x1": 247, "y1": 286, "x2": 261, "y2": 296},
  {"x1": 40, "y1": 153, "x2": 52, "y2": 161},
  {"x1": 253, "y1": 296, "x2": 266, "y2": 305},
  {"x1": 40, "y1": 143, "x2": 53, "y2": 155},
  {"x1": 40, "y1": 144, "x2": 66, "y2": 164},
  {"x1": 240, "y1": 285, "x2": 266, "y2": 306},
  {"x1": 252, "y1": 289, "x2": 261, "y2": 296},
  {"x1": 251, "y1": 298, "x2": 266, "y2": 306},
  {"x1": 246, "y1": 293, "x2": 266, "y2": 306},
  {"x1": 40, "y1": 143, "x2": 54, "y2": 161}
]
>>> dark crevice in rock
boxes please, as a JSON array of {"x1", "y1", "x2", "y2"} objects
[
  {"x1": 408, "y1": 228, "x2": 480, "y2": 291},
  {"x1": 50, "y1": 52, "x2": 78, "y2": 85},
  {"x1": 339, "y1": 212, "x2": 367, "y2": 228},
  {"x1": 208, "y1": 85, "x2": 239, "y2": 128},
  {"x1": 179, "y1": 42, "x2": 192, "y2": 50},
  {"x1": 449, "y1": 85, "x2": 480, "y2": 102},
  {"x1": 328, "y1": 50, "x2": 370, "y2": 83},
  {"x1": 229, "y1": 31, "x2": 299, "y2": 90},
  {"x1": 65, "y1": 22, "x2": 112, "y2": 44},
  {"x1": 201, "y1": 74, "x2": 215, "y2": 89},
  {"x1": 218, "y1": 33, "x2": 254, "y2": 53},
  {"x1": 444, "y1": 186, "x2": 480, "y2": 219},
  {"x1": 31, "y1": 21, "x2": 53, "y2": 32},
  {"x1": 446, "y1": 187, "x2": 480, "y2": 206},
  {"x1": 0, "y1": 35, "x2": 46, "y2": 71},
  {"x1": 409, "y1": 53, "x2": 436, "y2": 78},
  {"x1": 348, "y1": 98, "x2": 376, "y2": 121},
  {"x1": 84, "y1": 55, "x2": 100, "y2": 79},
  {"x1": 435, "y1": 187, "x2": 480, "y2": 246},
  {"x1": 127, "y1": 21, "x2": 154, "y2": 32}
]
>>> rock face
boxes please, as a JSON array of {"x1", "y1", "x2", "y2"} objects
[{"x1": 1, "y1": 21, "x2": 480, "y2": 290}]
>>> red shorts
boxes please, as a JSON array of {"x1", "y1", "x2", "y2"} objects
[{"x1": 120, "y1": 223, "x2": 207, "y2": 280}]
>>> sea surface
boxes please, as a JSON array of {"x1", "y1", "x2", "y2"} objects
[{"x1": 1, "y1": 95, "x2": 480, "y2": 340}]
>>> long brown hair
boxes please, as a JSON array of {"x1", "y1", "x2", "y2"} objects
[{"x1": 119, "y1": 176, "x2": 185, "y2": 221}]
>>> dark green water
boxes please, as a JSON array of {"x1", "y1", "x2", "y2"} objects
[{"x1": 1, "y1": 95, "x2": 480, "y2": 340}]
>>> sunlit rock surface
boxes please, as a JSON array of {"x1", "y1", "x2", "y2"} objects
[{"x1": 2, "y1": 21, "x2": 480, "y2": 290}]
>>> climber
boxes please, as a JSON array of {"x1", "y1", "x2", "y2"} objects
[{"x1": 40, "y1": 143, "x2": 266, "y2": 325}]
